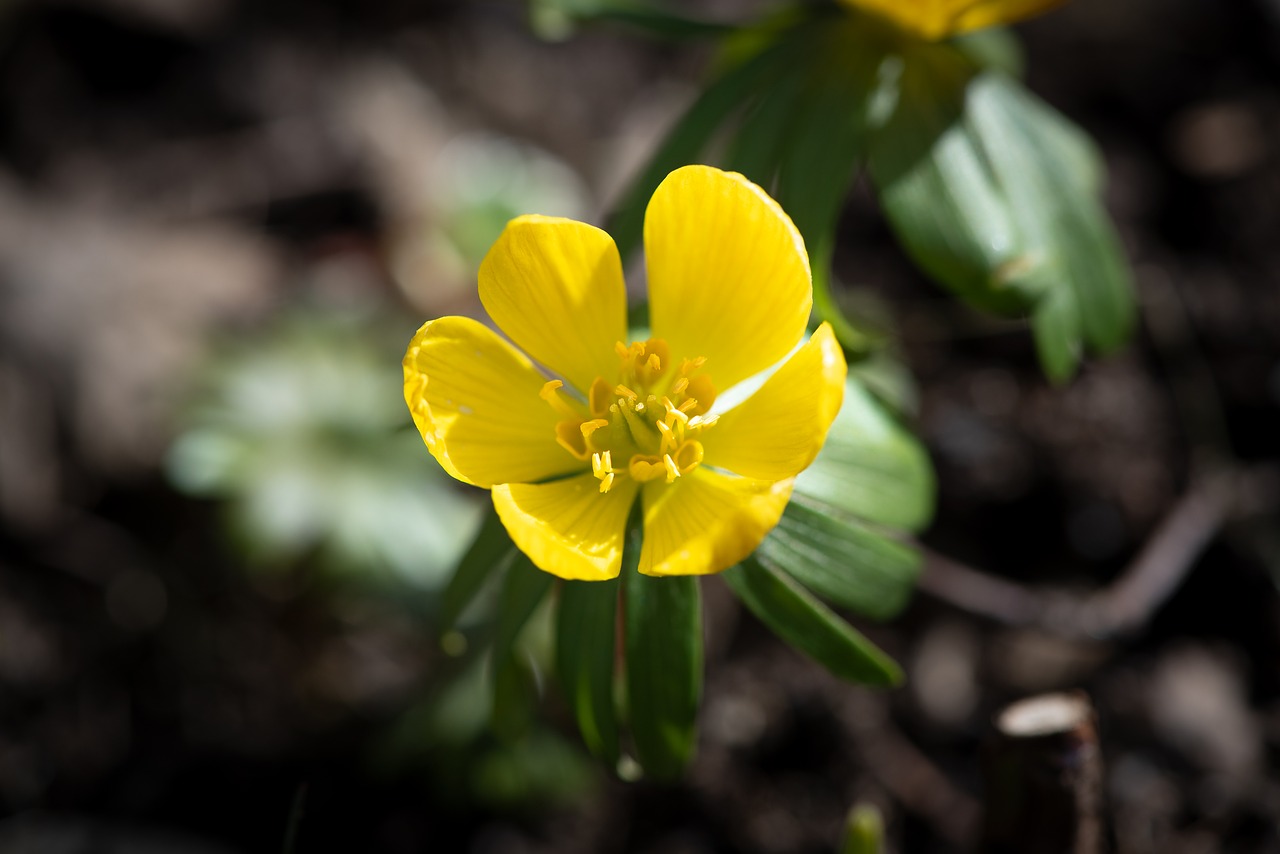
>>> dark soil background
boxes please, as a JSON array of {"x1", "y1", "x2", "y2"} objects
[{"x1": 1, "y1": 0, "x2": 1279, "y2": 852}]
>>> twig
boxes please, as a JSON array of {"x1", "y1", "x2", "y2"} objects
[
  {"x1": 917, "y1": 466, "x2": 1259, "y2": 639},
  {"x1": 1083, "y1": 471, "x2": 1234, "y2": 636}
]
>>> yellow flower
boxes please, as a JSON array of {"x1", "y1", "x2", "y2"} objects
[
  {"x1": 403, "y1": 165, "x2": 847, "y2": 581},
  {"x1": 838, "y1": 0, "x2": 1065, "y2": 41}
]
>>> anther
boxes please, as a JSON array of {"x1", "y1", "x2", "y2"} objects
[{"x1": 540, "y1": 380, "x2": 582, "y2": 419}]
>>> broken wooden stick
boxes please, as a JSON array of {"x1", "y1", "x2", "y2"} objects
[{"x1": 980, "y1": 692, "x2": 1103, "y2": 854}]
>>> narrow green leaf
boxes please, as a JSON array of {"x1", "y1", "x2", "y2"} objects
[
  {"x1": 608, "y1": 32, "x2": 803, "y2": 259},
  {"x1": 794, "y1": 377, "x2": 934, "y2": 532},
  {"x1": 723, "y1": 557, "x2": 902, "y2": 687},
  {"x1": 772, "y1": 25, "x2": 884, "y2": 355},
  {"x1": 722, "y1": 61, "x2": 805, "y2": 187},
  {"x1": 491, "y1": 651, "x2": 538, "y2": 742},
  {"x1": 758, "y1": 499, "x2": 921, "y2": 621},
  {"x1": 624, "y1": 565, "x2": 703, "y2": 780},
  {"x1": 531, "y1": 0, "x2": 734, "y2": 40},
  {"x1": 493, "y1": 556, "x2": 555, "y2": 656},
  {"x1": 489, "y1": 556, "x2": 554, "y2": 739},
  {"x1": 439, "y1": 506, "x2": 516, "y2": 633},
  {"x1": 556, "y1": 576, "x2": 621, "y2": 765}
]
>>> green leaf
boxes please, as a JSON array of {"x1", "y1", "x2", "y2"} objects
[
  {"x1": 868, "y1": 44, "x2": 1134, "y2": 380},
  {"x1": 723, "y1": 557, "x2": 902, "y2": 687},
  {"x1": 722, "y1": 56, "x2": 807, "y2": 187},
  {"x1": 965, "y1": 73, "x2": 1134, "y2": 362},
  {"x1": 439, "y1": 507, "x2": 516, "y2": 633},
  {"x1": 556, "y1": 576, "x2": 621, "y2": 766},
  {"x1": 867, "y1": 42, "x2": 1033, "y2": 315},
  {"x1": 624, "y1": 564, "x2": 703, "y2": 780},
  {"x1": 848, "y1": 348, "x2": 919, "y2": 417},
  {"x1": 794, "y1": 377, "x2": 934, "y2": 532},
  {"x1": 758, "y1": 499, "x2": 921, "y2": 621},
  {"x1": 489, "y1": 556, "x2": 554, "y2": 739}
]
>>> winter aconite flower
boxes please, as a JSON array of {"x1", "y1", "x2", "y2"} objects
[
  {"x1": 838, "y1": 0, "x2": 1064, "y2": 40},
  {"x1": 403, "y1": 165, "x2": 846, "y2": 581}
]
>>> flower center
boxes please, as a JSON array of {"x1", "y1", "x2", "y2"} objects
[{"x1": 542, "y1": 338, "x2": 718, "y2": 493}]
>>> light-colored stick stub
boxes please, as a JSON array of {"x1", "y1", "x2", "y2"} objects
[{"x1": 981, "y1": 691, "x2": 1103, "y2": 854}]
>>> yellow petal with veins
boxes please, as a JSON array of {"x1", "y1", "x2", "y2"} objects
[
  {"x1": 480, "y1": 215, "x2": 628, "y2": 395},
  {"x1": 494, "y1": 474, "x2": 641, "y2": 581},
  {"x1": 638, "y1": 469, "x2": 793, "y2": 577},
  {"x1": 403, "y1": 316, "x2": 584, "y2": 488},
  {"x1": 645, "y1": 165, "x2": 812, "y2": 391},
  {"x1": 704, "y1": 323, "x2": 847, "y2": 482},
  {"x1": 839, "y1": 0, "x2": 1065, "y2": 40}
]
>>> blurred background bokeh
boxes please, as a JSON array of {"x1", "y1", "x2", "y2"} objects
[{"x1": 1, "y1": 0, "x2": 1279, "y2": 851}]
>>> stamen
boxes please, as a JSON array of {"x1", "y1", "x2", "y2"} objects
[
  {"x1": 680, "y1": 357, "x2": 707, "y2": 375},
  {"x1": 570, "y1": 345, "x2": 717, "y2": 497},
  {"x1": 588, "y1": 378, "x2": 614, "y2": 417},
  {"x1": 592, "y1": 450, "x2": 615, "y2": 493},
  {"x1": 540, "y1": 380, "x2": 581, "y2": 419},
  {"x1": 674, "y1": 440, "x2": 704, "y2": 474},
  {"x1": 663, "y1": 454, "x2": 680, "y2": 483},
  {"x1": 628, "y1": 455, "x2": 665, "y2": 482},
  {"x1": 555, "y1": 420, "x2": 589, "y2": 459}
]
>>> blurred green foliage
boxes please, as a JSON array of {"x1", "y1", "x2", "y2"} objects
[{"x1": 167, "y1": 308, "x2": 483, "y2": 588}]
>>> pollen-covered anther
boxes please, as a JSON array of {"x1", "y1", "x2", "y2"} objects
[
  {"x1": 591, "y1": 450, "x2": 616, "y2": 493},
  {"x1": 655, "y1": 419, "x2": 676, "y2": 454}
]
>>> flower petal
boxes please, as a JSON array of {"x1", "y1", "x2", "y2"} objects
[
  {"x1": 703, "y1": 322, "x2": 847, "y2": 482},
  {"x1": 404, "y1": 316, "x2": 583, "y2": 488},
  {"x1": 639, "y1": 469, "x2": 793, "y2": 577},
  {"x1": 480, "y1": 215, "x2": 628, "y2": 394},
  {"x1": 493, "y1": 474, "x2": 640, "y2": 581},
  {"x1": 645, "y1": 165, "x2": 812, "y2": 391},
  {"x1": 838, "y1": 0, "x2": 1064, "y2": 40}
]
